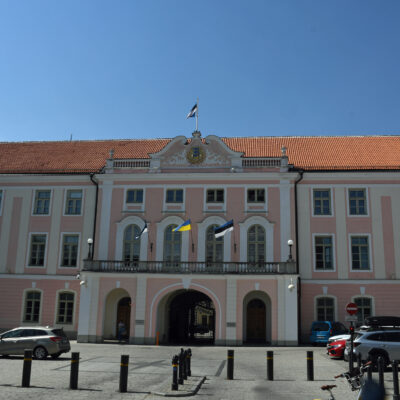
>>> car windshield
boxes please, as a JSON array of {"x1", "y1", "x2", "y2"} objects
[{"x1": 313, "y1": 322, "x2": 329, "y2": 331}]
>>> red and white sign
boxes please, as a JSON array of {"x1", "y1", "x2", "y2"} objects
[{"x1": 345, "y1": 302, "x2": 358, "y2": 315}]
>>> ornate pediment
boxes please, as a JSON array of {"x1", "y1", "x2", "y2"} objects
[{"x1": 149, "y1": 131, "x2": 243, "y2": 171}]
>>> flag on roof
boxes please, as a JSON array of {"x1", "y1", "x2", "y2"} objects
[
  {"x1": 214, "y1": 220, "x2": 234, "y2": 238},
  {"x1": 135, "y1": 222, "x2": 148, "y2": 239},
  {"x1": 186, "y1": 104, "x2": 198, "y2": 119},
  {"x1": 172, "y1": 219, "x2": 192, "y2": 232}
]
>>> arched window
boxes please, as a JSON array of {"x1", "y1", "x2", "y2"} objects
[
  {"x1": 354, "y1": 297, "x2": 372, "y2": 324},
  {"x1": 24, "y1": 291, "x2": 41, "y2": 323},
  {"x1": 164, "y1": 224, "x2": 181, "y2": 266},
  {"x1": 123, "y1": 225, "x2": 141, "y2": 263},
  {"x1": 247, "y1": 225, "x2": 265, "y2": 264},
  {"x1": 316, "y1": 297, "x2": 334, "y2": 321},
  {"x1": 206, "y1": 225, "x2": 223, "y2": 267}
]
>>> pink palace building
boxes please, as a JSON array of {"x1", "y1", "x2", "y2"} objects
[{"x1": 0, "y1": 131, "x2": 400, "y2": 345}]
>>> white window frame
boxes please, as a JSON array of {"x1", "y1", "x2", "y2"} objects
[
  {"x1": 314, "y1": 295, "x2": 337, "y2": 321},
  {"x1": 312, "y1": 233, "x2": 336, "y2": 272},
  {"x1": 349, "y1": 233, "x2": 373, "y2": 272},
  {"x1": 206, "y1": 188, "x2": 225, "y2": 203},
  {"x1": 63, "y1": 188, "x2": 84, "y2": 216},
  {"x1": 312, "y1": 188, "x2": 333, "y2": 217},
  {"x1": 59, "y1": 232, "x2": 81, "y2": 269},
  {"x1": 347, "y1": 188, "x2": 369, "y2": 217},
  {"x1": 245, "y1": 186, "x2": 267, "y2": 213},
  {"x1": 55, "y1": 290, "x2": 76, "y2": 326},
  {"x1": 351, "y1": 295, "x2": 375, "y2": 324},
  {"x1": 21, "y1": 288, "x2": 43, "y2": 324},
  {"x1": 163, "y1": 187, "x2": 185, "y2": 213},
  {"x1": 26, "y1": 232, "x2": 48, "y2": 268},
  {"x1": 32, "y1": 188, "x2": 52, "y2": 216}
]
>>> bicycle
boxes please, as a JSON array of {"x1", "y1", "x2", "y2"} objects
[{"x1": 318, "y1": 361, "x2": 385, "y2": 400}]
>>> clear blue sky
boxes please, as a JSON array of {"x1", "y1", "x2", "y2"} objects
[{"x1": 1, "y1": 0, "x2": 400, "y2": 142}]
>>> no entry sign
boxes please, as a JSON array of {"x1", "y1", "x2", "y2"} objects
[{"x1": 345, "y1": 302, "x2": 358, "y2": 315}]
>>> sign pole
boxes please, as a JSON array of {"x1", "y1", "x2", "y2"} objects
[{"x1": 345, "y1": 302, "x2": 358, "y2": 375}]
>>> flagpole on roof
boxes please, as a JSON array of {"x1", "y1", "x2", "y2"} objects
[{"x1": 196, "y1": 98, "x2": 199, "y2": 131}]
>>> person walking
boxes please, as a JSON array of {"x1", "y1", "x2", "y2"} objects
[{"x1": 117, "y1": 320, "x2": 126, "y2": 342}]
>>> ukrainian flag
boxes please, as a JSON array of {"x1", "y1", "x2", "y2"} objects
[{"x1": 172, "y1": 219, "x2": 191, "y2": 232}]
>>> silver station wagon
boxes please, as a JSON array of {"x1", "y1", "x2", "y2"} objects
[{"x1": 0, "y1": 326, "x2": 71, "y2": 359}]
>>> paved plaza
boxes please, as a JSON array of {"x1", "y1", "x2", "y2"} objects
[{"x1": 0, "y1": 342, "x2": 395, "y2": 399}]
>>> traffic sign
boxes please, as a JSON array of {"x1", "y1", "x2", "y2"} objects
[
  {"x1": 345, "y1": 315, "x2": 358, "y2": 322},
  {"x1": 345, "y1": 302, "x2": 358, "y2": 315}
]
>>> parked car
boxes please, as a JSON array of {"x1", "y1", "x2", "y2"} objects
[
  {"x1": 349, "y1": 329, "x2": 400, "y2": 367},
  {"x1": 0, "y1": 326, "x2": 70, "y2": 359},
  {"x1": 327, "y1": 338, "x2": 347, "y2": 359},
  {"x1": 309, "y1": 321, "x2": 348, "y2": 345},
  {"x1": 327, "y1": 333, "x2": 350, "y2": 345}
]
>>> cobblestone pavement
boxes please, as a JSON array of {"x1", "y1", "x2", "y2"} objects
[{"x1": 0, "y1": 342, "x2": 395, "y2": 399}]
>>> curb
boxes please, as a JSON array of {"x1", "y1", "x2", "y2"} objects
[{"x1": 153, "y1": 376, "x2": 207, "y2": 397}]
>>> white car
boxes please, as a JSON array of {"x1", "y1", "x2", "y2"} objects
[{"x1": 327, "y1": 334, "x2": 350, "y2": 346}]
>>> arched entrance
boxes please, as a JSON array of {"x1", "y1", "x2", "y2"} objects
[
  {"x1": 246, "y1": 299, "x2": 266, "y2": 343},
  {"x1": 167, "y1": 290, "x2": 215, "y2": 344},
  {"x1": 116, "y1": 297, "x2": 131, "y2": 340}
]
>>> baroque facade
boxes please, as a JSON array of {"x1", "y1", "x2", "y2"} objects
[{"x1": 0, "y1": 132, "x2": 399, "y2": 345}]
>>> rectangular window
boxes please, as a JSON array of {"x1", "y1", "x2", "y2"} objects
[
  {"x1": 247, "y1": 189, "x2": 265, "y2": 203},
  {"x1": 349, "y1": 189, "x2": 367, "y2": 215},
  {"x1": 24, "y1": 291, "x2": 41, "y2": 322},
  {"x1": 65, "y1": 189, "x2": 82, "y2": 215},
  {"x1": 29, "y1": 234, "x2": 46, "y2": 266},
  {"x1": 206, "y1": 189, "x2": 224, "y2": 203},
  {"x1": 126, "y1": 189, "x2": 143, "y2": 204},
  {"x1": 313, "y1": 189, "x2": 331, "y2": 215},
  {"x1": 354, "y1": 297, "x2": 372, "y2": 324},
  {"x1": 166, "y1": 189, "x2": 183, "y2": 203},
  {"x1": 61, "y1": 235, "x2": 79, "y2": 267},
  {"x1": 317, "y1": 297, "x2": 334, "y2": 321},
  {"x1": 33, "y1": 190, "x2": 51, "y2": 215},
  {"x1": 315, "y1": 236, "x2": 333, "y2": 270},
  {"x1": 351, "y1": 236, "x2": 370, "y2": 270},
  {"x1": 57, "y1": 292, "x2": 74, "y2": 324}
]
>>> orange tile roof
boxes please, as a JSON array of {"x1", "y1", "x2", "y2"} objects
[{"x1": 1, "y1": 136, "x2": 400, "y2": 173}]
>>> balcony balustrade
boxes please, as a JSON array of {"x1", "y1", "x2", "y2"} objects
[{"x1": 83, "y1": 260, "x2": 296, "y2": 274}]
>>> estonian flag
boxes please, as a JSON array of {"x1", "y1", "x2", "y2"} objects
[
  {"x1": 172, "y1": 219, "x2": 192, "y2": 232},
  {"x1": 186, "y1": 104, "x2": 197, "y2": 119},
  {"x1": 135, "y1": 222, "x2": 148, "y2": 239},
  {"x1": 214, "y1": 220, "x2": 234, "y2": 238}
]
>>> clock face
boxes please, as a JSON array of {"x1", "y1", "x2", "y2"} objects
[{"x1": 186, "y1": 146, "x2": 205, "y2": 164}]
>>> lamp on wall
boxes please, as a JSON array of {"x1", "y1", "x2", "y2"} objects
[
  {"x1": 288, "y1": 277, "x2": 295, "y2": 291},
  {"x1": 87, "y1": 238, "x2": 93, "y2": 260},
  {"x1": 287, "y1": 239, "x2": 293, "y2": 262}
]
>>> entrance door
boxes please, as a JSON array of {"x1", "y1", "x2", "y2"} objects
[
  {"x1": 116, "y1": 297, "x2": 131, "y2": 339},
  {"x1": 246, "y1": 299, "x2": 266, "y2": 343}
]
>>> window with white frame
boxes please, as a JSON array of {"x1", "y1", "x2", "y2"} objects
[
  {"x1": 354, "y1": 297, "x2": 372, "y2": 324},
  {"x1": 206, "y1": 225, "x2": 223, "y2": 265},
  {"x1": 123, "y1": 225, "x2": 140, "y2": 263},
  {"x1": 313, "y1": 189, "x2": 331, "y2": 215},
  {"x1": 166, "y1": 189, "x2": 183, "y2": 203},
  {"x1": 57, "y1": 292, "x2": 74, "y2": 324},
  {"x1": 24, "y1": 291, "x2": 41, "y2": 322},
  {"x1": 61, "y1": 235, "x2": 79, "y2": 267},
  {"x1": 351, "y1": 236, "x2": 370, "y2": 270},
  {"x1": 126, "y1": 189, "x2": 143, "y2": 204},
  {"x1": 314, "y1": 236, "x2": 334, "y2": 270},
  {"x1": 29, "y1": 234, "x2": 46, "y2": 266},
  {"x1": 247, "y1": 224, "x2": 265, "y2": 264},
  {"x1": 33, "y1": 190, "x2": 51, "y2": 215},
  {"x1": 247, "y1": 189, "x2": 265, "y2": 203},
  {"x1": 349, "y1": 189, "x2": 367, "y2": 215},
  {"x1": 316, "y1": 297, "x2": 334, "y2": 321},
  {"x1": 164, "y1": 224, "x2": 181, "y2": 266},
  {"x1": 65, "y1": 189, "x2": 82, "y2": 215},
  {"x1": 206, "y1": 189, "x2": 224, "y2": 203}
]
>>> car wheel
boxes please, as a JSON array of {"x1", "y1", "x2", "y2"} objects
[
  {"x1": 51, "y1": 352, "x2": 61, "y2": 359},
  {"x1": 33, "y1": 346, "x2": 48, "y2": 360}
]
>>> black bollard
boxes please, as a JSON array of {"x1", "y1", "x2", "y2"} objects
[
  {"x1": 266, "y1": 351, "x2": 274, "y2": 381},
  {"x1": 69, "y1": 352, "x2": 80, "y2": 390},
  {"x1": 377, "y1": 356, "x2": 384, "y2": 388},
  {"x1": 119, "y1": 354, "x2": 129, "y2": 393},
  {"x1": 367, "y1": 362, "x2": 373, "y2": 381},
  {"x1": 182, "y1": 350, "x2": 188, "y2": 380},
  {"x1": 357, "y1": 353, "x2": 362, "y2": 370},
  {"x1": 393, "y1": 360, "x2": 400, "y2": 400},
  {"x1": 178, "y1": 349, "x2": 184, "y2": 385},
  {"x1": 307, "y1": 351, "x2": 314, "y2": 381},
  {"x1": 22, "y1": 349, "x2": 32, "y2": 388},
  {"x1": 227, "y1": 349, "x2": 234, "y2": 380},
  {"x1": 187, "y1": 348, "x2": 192, "y2": 377},
  {"x1": 171, "y1": 355, "x2": 179, "y2": 390}
]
